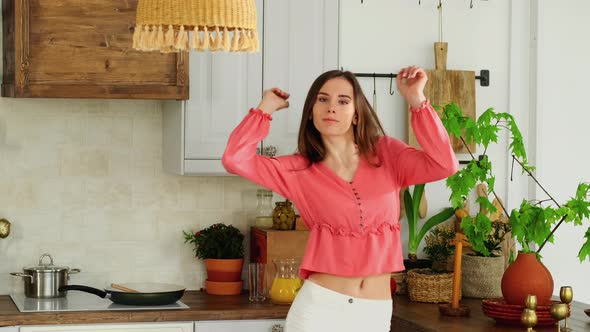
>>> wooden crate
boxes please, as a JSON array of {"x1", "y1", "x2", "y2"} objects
[{"x1": 250, "y1": 226, "x2": 310, "y2": 293}]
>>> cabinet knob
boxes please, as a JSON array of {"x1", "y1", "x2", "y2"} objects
[
  {"x1": 257, "y1": 145, "x2": 278, "y2": 157},
  {"x1": 271, "y1": 324, "x2": 284, "y2": 332}
]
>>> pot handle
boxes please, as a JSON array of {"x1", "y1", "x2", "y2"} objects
[
  {"x1": 59, "y1": 285, "x2": 107, "y2": 298},
  {"x1": 68, "y1": 268, "x2": 81, "y2": 274},
  {"x1": 10, "y1": 272, "x2": 32, "y2": 279}
]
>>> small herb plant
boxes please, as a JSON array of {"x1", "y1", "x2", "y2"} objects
[
  {"x1": 423, "y1": 225, "x2": 455, "y2": 272},
  {"x1": 403, "y1": 184, "x2": 455, "y2": 261},
  {"x1": 440, "y1": 102, "x2": 590, "y2": 261},
  {"x1": 183, "y1": 223, "x2": 245, "y2": 259}
]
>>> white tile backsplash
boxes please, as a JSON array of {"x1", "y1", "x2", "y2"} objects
[{"x1": 0, "y1": 97, "x2": 259, "y2": 295}]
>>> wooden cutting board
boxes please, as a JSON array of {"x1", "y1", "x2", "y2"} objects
[{"x1": 408, "y1": 42, "x2": 476, "y2": 154}]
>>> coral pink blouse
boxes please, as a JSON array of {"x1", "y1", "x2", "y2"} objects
[{"x1": 222, "y1": 101, "x2": 458, "y2": 279}]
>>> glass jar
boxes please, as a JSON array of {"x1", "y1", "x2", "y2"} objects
[
  {"x1": 269, "y1": 258, "x2": 302, "y2": 305},
  {"x1": 255, "y1": 189, "x2": 274, "y2": 229},
  {"x1": 272, "y1": 200, "x2": 296, "y2": 230}
]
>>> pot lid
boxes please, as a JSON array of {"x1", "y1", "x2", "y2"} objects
[{"x1": 24, "y1": 253, "x2": 69, "y2": 272}]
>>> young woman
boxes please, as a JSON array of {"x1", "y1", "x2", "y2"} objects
[{"x1": 222, "y1": 66, "x2": 458, "y2": 331}]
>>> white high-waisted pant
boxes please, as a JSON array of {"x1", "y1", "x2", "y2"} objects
[{"x1": 284, "y1": 280, "x2": 393, "y2": 332}]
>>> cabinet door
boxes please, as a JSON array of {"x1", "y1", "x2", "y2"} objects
[
  {"x1": 195, "y1": 319, "x2": 285, "y2": 332},
  {"x1": 178, "y1": 0, "x2": 264, "y2": 175},
  {"x1": 263, "y1": 0, "x2": 340, "y2": 157},
  {"x1": 19, "y1": 322, "x2": 193, "y2": 332}
]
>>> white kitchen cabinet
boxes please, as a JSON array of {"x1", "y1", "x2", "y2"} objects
[
  {"x1": 262, "y1": 0, "x2": 340, "y2": 157},
  {"x1": 19, "y1": 322, "x2": 193, "y2": 332},
  {"x1": 195, "y1": 319, "x2": 285, "y2": 332},
  {"x1": 162, "y1": 0, "x2": 340, "y2": 176}
]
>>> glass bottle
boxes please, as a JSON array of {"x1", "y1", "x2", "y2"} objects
[
  {"x1": 269, "y1": 258, "x2": 303, "y2": 305},
  {"x1": 255, "y1": 189, "x2": 274, "y2": 229},
  {"x1": 272, "y1": 200, "x2": 296, "y2": 230}
]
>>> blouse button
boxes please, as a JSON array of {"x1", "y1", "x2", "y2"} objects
[{"x1": 348, "y1": 298, "x2": 354, "y2": 303}]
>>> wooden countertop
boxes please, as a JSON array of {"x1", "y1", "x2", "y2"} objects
[
  {"x1": 0, "y1": 291, "x2": 289, "y2": 326},
  {"x1": 391, "y1": 295, "x2": 590, "y2": 332},
  {"x1": 1, "y1": 291, "x2": 589, "y2": 331}
]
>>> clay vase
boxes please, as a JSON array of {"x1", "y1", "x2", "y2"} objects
[{"x1": 501, "y1": 252, "x2": 553, "y2": 305}]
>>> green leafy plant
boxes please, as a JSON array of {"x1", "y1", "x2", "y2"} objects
[
  {"x1": 476, "y1": 221, "x2": 511, "y2": 257},
  {"x1": 183, "y1": 223, "x2": 245, "y2": 259},
  {"x1": 403, "y1": 184, "x2": 455, "y2": 261},
  {"x1": 423, "y1": 225, "x2": 455, "y2": 272},
  {"x1": 440, "y1": 102, "x2": 590, "y2": 261}
]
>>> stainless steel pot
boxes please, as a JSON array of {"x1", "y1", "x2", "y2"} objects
[{"x1": 11, "y1": 253, "x2": 81, "y2": 298}]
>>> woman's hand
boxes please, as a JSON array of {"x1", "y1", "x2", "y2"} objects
[
  {"x1": 396, "y1": 66, "x2": 428, "y2": 109},
  {"x1": 257, "y1": 88, "x2": 290, "y2": 115}
]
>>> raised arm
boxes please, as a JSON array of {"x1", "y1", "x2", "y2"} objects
[
  {"x1": 382, "y1": 101, "x2": 459, "y2": 187},
  {"x1": 222, "y1": 88, "x2": 296, "y2": 198},
  {"x1": 385, "y1": 66, "x2": 459, "y2": 186}
]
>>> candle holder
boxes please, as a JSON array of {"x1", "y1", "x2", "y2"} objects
[
  {"x1": 559, "y1": 286, "x2": 573, "y2": 332},
  {"x1": 521, "y1": 308, "x2": 537, "y2": 332},
  {"x1": 550, "y1": 303, "x2": 569, "y2": 332},
  {"x1": 521, "y1": 294, "x2": 538, "y2": 332}
]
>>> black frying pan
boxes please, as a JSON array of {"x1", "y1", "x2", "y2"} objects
[{"x1": 59, "y1": 282, "x2": 185, "y2": 306}]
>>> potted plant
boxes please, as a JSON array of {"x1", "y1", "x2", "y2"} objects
[
  {"x1": 407, "y1": 225, "x2": 457, "y2": 303},
  {"x1": 392, "y1": 185, "x2": 454, "y2": 295},
  {"x1": 423, "y1": 224, "x2": 456, "y2": 273},
  {"x1": 183, "y1": 223, "x2": 245, "y2": 295},
  {"x1": 440, "y1": 102, "x2": 590, "y2": 305},
  {"x1": 403, "y1": 184, "x2": 455, "y2": 266}
]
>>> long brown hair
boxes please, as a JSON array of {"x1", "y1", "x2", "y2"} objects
[{"x1": 297, "y1": 70, "x2": 385, "y2": 165}]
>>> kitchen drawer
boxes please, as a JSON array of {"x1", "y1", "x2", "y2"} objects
[
  {"x1": 19, "y1": 322, "x2": 193, "y2": 332},
  {"x1": 195, "y1": 319, "x2": 285, "y2": 332}
]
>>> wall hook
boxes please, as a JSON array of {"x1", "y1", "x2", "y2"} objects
[{"x1": 389, "y1": 75, "x2": 395, "y2": 95}]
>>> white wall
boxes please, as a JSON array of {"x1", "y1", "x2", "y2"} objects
[
  {"x1": 532, "y1": 0, "x2": 590, "y2": 304},
  {"x1": 342, "y1": 0, "x2": 590, "y2": 303}
]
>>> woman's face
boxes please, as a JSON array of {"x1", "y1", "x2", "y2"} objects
[{"x1": 311, "y1": 77, "x2": 356, "y2": 139}]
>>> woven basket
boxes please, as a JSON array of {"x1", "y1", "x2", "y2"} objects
[
  {"x1": 407, "y1": 268, "x2": 458, "y2": 303},
  {"x1": 461, "y1": 254, "x2": 504, "y2": 298}
]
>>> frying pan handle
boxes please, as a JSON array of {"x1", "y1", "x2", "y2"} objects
[{"x1": 59, "y1": 285, "x2": 108, "y2": 298}]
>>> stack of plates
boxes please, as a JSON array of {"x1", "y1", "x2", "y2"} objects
[{"x1": 482, "y1": 298, "x2": 568, "y2": 326}]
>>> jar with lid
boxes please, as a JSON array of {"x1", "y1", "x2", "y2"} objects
[
  {"x1": 269, "y1": 258, "x2": 302, "y2": 305},
  {"x1": 272, "y1": 200, "x2": 296, "y2": 230},
  {"x1": 255, "y1": 189, "x2": 274, "y2": 229}
]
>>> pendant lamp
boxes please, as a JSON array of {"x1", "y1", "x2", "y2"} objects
[{"x1": 133, "y1": 0, "x2": 259, "y2": 53}]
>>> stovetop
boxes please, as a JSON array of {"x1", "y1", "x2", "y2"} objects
[{"x1": 10, "y1": 293, "x2": 189, "y2": 313}]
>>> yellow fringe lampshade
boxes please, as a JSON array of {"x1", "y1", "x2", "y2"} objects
[{"x1": 133, "y1": 0, "x2": 259, "y2": 53}]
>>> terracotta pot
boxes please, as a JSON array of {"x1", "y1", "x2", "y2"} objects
[
  {"x1": 501, "y1": 252, "x2": 553, "y2": 305},
  {"x1": 205, "y1": 258, "x2": 244, "y2": 282},
  {"x1": 205, "y1": 280, "x2": 243, "y2": 295}
]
